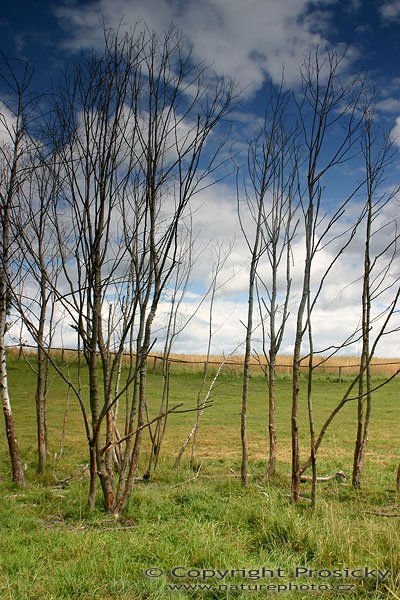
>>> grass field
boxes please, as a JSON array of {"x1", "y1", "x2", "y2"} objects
[{"x1": 0, "y1": 355, "x2": 399, "y2": 599}]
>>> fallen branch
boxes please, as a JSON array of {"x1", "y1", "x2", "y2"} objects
[
  {"x1": 170, "y1": 461, "x2": 204, "y2": 488},
  {"x1": 364, "y1": 511, "x2": 400, "y2": 518},
  {"x1": 51, "y1": 476, "x2": 73, "y2": 489},
  {"x1": 300, "y1": 470, "x2": 346, "y2": 483}
]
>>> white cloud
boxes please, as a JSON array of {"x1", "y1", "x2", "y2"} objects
[
  {"x1": 380, "y1": 0, "x2": 400, "y2": 22},
  {"x1": 390, "y1": 116, "x2": 400, "y2": 145},
  {"x1": 348, "y1": 0, "x2": 362, "y2": 12},
  {"x1": 0, "y1": 101, "x2": 16, "y2": 146},
  {"x1": 54, "y1": 0, "x2": 343, "y2": 92},
  {"x1": 376, "y1": 98, "x2": 400, "y2": 114}
]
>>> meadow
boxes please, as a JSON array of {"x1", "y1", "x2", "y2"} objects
[{"x1": 0, "y1": 354, "x2": 399, "y2": 599}]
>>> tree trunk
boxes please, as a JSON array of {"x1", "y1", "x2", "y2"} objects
[
  {"x1": 291, "y1": 355, "x2": 301, "y2": 502},
  {"x1": 35, "y1": 344, "x2": 47, "y2": 474},
  {"x1": 307, "y1": 322, "x2": 317, "y2": 508},
  {"x1": 241, "y1": 203, "x2": 263, "y2": 486},
  {"x1": 291, "y1": 216, "x2": 312, "y2": 503},
  {"x1": 265, "y1": 354, "x2": 277, "y2": 479},
  {"x1": 88, "y1": 443, "x2": 97, "y2": 511},
  {"x1": 0, "y1": 241, "x2": 25, "y2": 486},
  {"x1": 352, "y1": 187, "x2": 372, "y2": 489},
  {"x1": 0, "y1": 330, "x2": 25, "y2": 485},
  {"x1": 115, "y1": 354, "x2": 147, "y2": 513},
  {"x1": 1, "y1": 396, "x2": 25, "y2": 486},
  {"x1": 241, "y1": 292, "x2": 252, "y2": 487}
]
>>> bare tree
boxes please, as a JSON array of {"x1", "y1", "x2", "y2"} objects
[
  {"x1": 113, "y1": 28, "x2": 234, "y2": 513},
  {"x1": 39, "y1": 24, "x2": 234, "y2": 513},
  {"x1": 237, "y1": 83, "x2": 297, "y2": 485},
  {"x1": 252, "y1": 92, "x2": 299, "y2": 480},
  {"x1": 11, "y1": 157, "x2": 62, "y2": 474},
  {"x1": 352, "y1": 111, "x2": 399, "y2": 488},
  {"x1": 296, "y1": 111, "x2": 400, "y2": 497},
  {"x1": 143, "y1": 226, "x2": 195, "y2": 478},
  {"x1": 291, "y1": 47, "x2": 367, "y2": 503},
  {"x1": 174, "y1": 242, "x2": 235, "y2": 468},
  {"x1": 237, "y1": 177, "x2": 265, "y2": 486},
  {"x1": 0, "y1": 55, "x2": 36, "y2": 485}
]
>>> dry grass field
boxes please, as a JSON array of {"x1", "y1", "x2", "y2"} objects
[
  {"x1": 158, "y1": 353, "x2": 400, "y2": 377},
  {"x1": 8, "y1": 344, "x2": 400, "y2": 379}
]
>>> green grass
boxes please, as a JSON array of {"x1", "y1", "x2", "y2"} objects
[{"x1": 0, "y1": 356, "x2": 399, "y2": 599}]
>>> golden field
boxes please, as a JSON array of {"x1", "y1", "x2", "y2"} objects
[
  {"x1": 153, "y1": 353, "x2": 400, "y2": 378},
  {"x1": 7, "y1": 345, "x2": 400, "y2": 378}
]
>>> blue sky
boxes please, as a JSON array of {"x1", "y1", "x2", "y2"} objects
[
  {"x1": 2, "y1": 1, "x2": 400, "y2": 96},
  {"x1": 3, "y1": 1, "x2": 400, "y2": 162},
  {"x1": 2, "y1": 0, "x2": 400, "y2": 357},
  {"x1": 3, "y1": 0, "x2": 400, "y2": 142}
]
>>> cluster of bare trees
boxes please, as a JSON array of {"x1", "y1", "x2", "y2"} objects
[
  {"x1": 238, "y1": 49, "x2": 400, "y2": 505},
  {"x1": 1, "y1": 26, "x2": 234, "y2": 512},
  {"x1": 1, "y1": 27, "x2": 399, "y2": 514}
]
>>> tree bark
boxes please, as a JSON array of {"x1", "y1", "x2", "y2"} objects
[
  {"x1": 265, "y1": 354, "x2": 277, "y2": 479},
  {"x1": 1, "y1": 187, "x2": 25, "y2": 485},
  {"x1": 0, "y1": 277, "x2": 25, "y2": 486},
  {"x1": 35, "y1": 278, "x2": 48, "y2": 474}
]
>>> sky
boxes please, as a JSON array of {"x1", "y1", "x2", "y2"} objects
[{"x1": 2, "y1": 0, "x2": 400, "y2": 358}]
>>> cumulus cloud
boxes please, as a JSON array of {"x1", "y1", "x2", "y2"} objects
[
  {"x1": 54, "y1": 0, "x2": 344, "y2": 92},
  {"x1": 6, "y1": 0, "x2": 399, "y2": 358}
]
